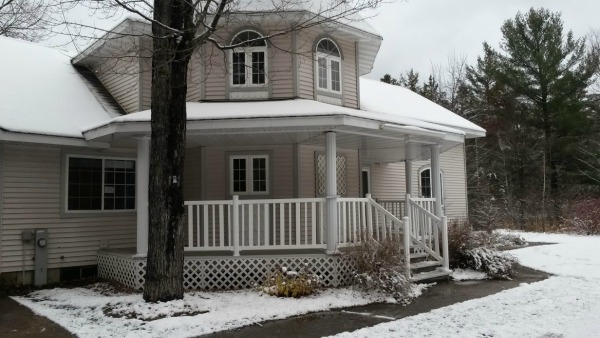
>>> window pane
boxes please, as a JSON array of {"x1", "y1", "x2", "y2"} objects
[
  {"x1": 104, "y1": 159, "x2": 136, "y2": 210},
  {"x1": 68, "y1": 157, "x2": 102, "y2": 210},
  {"x1": 232, "y1": 158, "x2": 247, "y2": 193},
  {"x1": 232, "y1": 52, "x2": 246, "y2": 85},
  {"x1": 331, "y1": 60, "x2": 340, "y2": 92},
  {"x1": 421, "y1": 169, "x2": 432, "y2": 198},
  {"x1": 318, "y1": 57, "x2": 327, "y2": 89},
  {"x1": 252, "y1": 52, "x2": 265, "y2": 84},
  {"x1": 252, "y1": 157, "x2": 267, "y2": 192},
  {"x1": 232, "y1": 31, "x2": 266, "y2": 47},
  {"x1": 316, "y1": 39, "x2": 340, "y2": 57}
]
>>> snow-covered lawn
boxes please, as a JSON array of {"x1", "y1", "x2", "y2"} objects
[
  {"x1": 333, "y1": 232, "x2": 600, "y2": 338},
  {"x1": 12, "y1": 281, "x2": 428, "y2": 337}
]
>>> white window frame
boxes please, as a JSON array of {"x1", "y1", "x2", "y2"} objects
[
  {"x1": 64, "y1": 154, "x2": 136, "y2": 213},
  {"x1": 229, "y1": 154, "x2": 270, "y2": 195},
  {"x1": 418, "y1": 166, "x2": 444, "y2": 202},
  {"x1": 229, "y1": 31, "x2": 268, "y2": 88},
  {"x1": 314, "y1": 39, "x2": 342, "y2": 94}
]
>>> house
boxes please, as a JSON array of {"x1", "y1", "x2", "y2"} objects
[{"x1": 0, "y1": 7, "x2": 485, "y2": 289}]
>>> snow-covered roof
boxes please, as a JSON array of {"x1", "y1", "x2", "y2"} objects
[
  {"x1": 0, "y1": 37, "x2": 121, "y2": 139},
  {"x1": 84, "y1": 98, "x2": 466, "y2": 137},
  {"x1": 359, "y1": 78, "x2": 486, "y2": 138}
]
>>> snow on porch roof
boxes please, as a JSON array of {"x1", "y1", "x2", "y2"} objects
[
  {"x1": 0, "y1": 37, "x2": 121, "y2": 140},
  {"x1": 83, "y1": 98, "x2": 466, "y2": 138},
  {"x1": 360, "y1": 78, "x2": 486, "y2": 138}
]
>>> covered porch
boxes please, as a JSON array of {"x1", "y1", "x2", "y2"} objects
[{"x1": 85, "y1": 99, "x2": 464, "y2": 289}]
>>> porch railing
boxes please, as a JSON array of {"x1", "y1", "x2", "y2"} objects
[
  {"x1": 184, "y1": 195, "x2": 448, "y2": 271},
  {"x1": 184, "y1": 197, "x2": 326, "y2": 254}
]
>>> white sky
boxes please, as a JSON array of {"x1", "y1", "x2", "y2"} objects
[{"x1": 363, "y1": 0, "x2": 600, "y2": 80}]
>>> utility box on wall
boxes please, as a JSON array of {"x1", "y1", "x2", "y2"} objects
[{"x1": 34, "y1": 229, "x2": 48, "y2": 286}]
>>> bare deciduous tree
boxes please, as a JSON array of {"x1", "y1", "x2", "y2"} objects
[{"x1": 0, "y1": 0, "x2": 53, "y2": 41}]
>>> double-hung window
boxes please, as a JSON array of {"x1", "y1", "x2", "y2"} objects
[
  {"x1": 315, "y1": 38, "x2": 341, "y2": 93},
  {"x1": 230, "y1": 30, "x2": 267, "y2": 86},
  {"x1": 66, "y1": 156, "x2": 136, "y2": 211},
  {"x1": 230, "y1": 155, "x2": 269, "y2": 195}
]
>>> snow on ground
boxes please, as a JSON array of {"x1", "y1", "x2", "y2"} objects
[
  {"x1": 13, "y1": 285, "x2": 396, "y2": 338},
  {"x1": 450, "y1": 268, "x2": 487, "y2": 281},
  {"x1": 333, "y1": 232, "x2": 600, "y2": 338}
]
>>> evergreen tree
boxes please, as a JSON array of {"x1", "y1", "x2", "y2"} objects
[
  {"x1": 493, "y1": 8, "x2": 600, "y2": 219},
  {"x1": 399, "y1": 69, "x2": 420, "y2": 92}
]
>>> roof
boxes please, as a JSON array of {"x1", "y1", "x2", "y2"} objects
[
  {"x1": 359, "y1": 78, "x2": 486, "y2": 138},
  {"x1": 83, "y1": 98, "x2": 466, "y2": 140},
  {"x1": 0, "y1": 37, "x2": 122, "y2": 139}
]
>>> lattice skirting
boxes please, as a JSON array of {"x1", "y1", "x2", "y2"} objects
[{"x1": 97, "y1": 252, "x2": 356, "y2": 291}]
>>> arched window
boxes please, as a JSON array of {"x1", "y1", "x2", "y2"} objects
[
  {"x1": 230, "y1": 30, "x2": 267, "y2": 86},
  {"x1": 315, "y1": 38, "x2": 341, "y2": 93},
  {"x1": 419, "y1": 167, "x2": 444, "y2": 200}
]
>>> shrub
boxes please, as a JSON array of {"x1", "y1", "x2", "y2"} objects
[
  {"x1": 261, "y1": 264, "x2": 319, "y2": 298},
  {"x1": 459, "y1": 247, "x2": 517, "y2": 279},
  {"x1": 566, "y1": 199, "x2": 600, "y2": 235},
  {"x1": 348, "y1": 236, "x2": 413, "y2": 301},
  {"x1": 448, "y1": 221, "x2": 519, "y2": 280}
]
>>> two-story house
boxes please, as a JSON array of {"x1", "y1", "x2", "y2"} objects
[{"x1": 0, "y1": 8, "x2": 485, "y2": 289}]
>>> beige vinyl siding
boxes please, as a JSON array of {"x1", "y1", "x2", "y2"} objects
[
  {"x1": 369, "y1": 144, "x2": 468, "y2": 219},
  {"x1": 0, "y1": 144, "x2": 136, "y2": 273},
  {"x1": 297, "y1": 145, "x2": 360, "y2": 198},
  {"x1": 203, "y1": 42, "x2": 228, "y2": 100},
  {"x1": 202, "y1": 145, "x2": 295, "y2": 200},
  {"x1": 93, "y1": 54, "x2": 140, "y2": 113},
  {"x1": 296, "y1": 27, "x2": 359, "y2": 108},
  {"x1": 269, "y1": 33, "x2": 294, "y2": 98}
]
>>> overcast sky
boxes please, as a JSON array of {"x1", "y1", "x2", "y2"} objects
[{"x1": 363, "y1": 0, "x2": 600, "y2": 80}]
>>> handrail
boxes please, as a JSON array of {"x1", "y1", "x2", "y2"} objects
[
  {"x1": 367, "y1": 197, "x2": 404, "y2": 224},
  {"x1": 408, "y1": 199, "x2": 441, "y2": 222}
]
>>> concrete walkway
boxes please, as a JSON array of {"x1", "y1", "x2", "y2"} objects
[
  {"x1": 0, "y1": 293, "x2": 74, "y2": 338},
  {"x1": 0, "y1": 258, "x2": 549, "y2": 338},
  {"x1": 204, "y1": 264, "x2": 549, "y2": 338}
]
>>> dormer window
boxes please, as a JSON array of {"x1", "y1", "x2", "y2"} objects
[
  {"x1": 315, "y1": 38, "x2": 341, "y2": 93},
  {"x1": 230, "y1": 30, "x2": 267, "y2": 86}
]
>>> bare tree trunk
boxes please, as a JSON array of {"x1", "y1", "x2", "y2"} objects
[{"x1": 143, "y1": 0, "x2": 191, "y2": 302}]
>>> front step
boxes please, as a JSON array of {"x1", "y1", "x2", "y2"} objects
[
  {"x1": 412, "y1": 268, "x2": 452, "y2": 282},
  {"x1": 410, "y1": 260, "x2": 442, "y2": 270}
]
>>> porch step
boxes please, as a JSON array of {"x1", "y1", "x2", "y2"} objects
[
  {"x1": 409, "y1": 252, "x2": 430, "y2": 260},
  {"x1": 410, "y1": 260, "x2": 442, "y2": 270},
  {"x1": 411, "y1": 268, "x2": 452, "y2": 283}
]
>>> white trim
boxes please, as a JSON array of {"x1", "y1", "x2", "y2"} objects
[
  {"x1": 64, "y1": 154, "x2": 137, "y2": 213},
  {"x1": 314, "y1": 39, "x2": 343, "y2": 95},
  {"x1": 229, "y1": 154, "x2": 270, "y2": 196}
]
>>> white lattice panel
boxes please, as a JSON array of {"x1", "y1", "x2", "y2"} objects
[
  {"x1": 98, "y1": 253, "x2": 356, "y2": 291},
  {"x1": 316, "y1": 154, "x2": 347, "y2": 196}
]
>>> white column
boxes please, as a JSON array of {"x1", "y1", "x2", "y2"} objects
[
  {"x1": 430, "y1": 145, "x2": 443, "y2": 217},
  {"x1": 325, "y1": 132, "x2": 338, "y2": 254},
  {"x1": 136, "y1": 137, "x2": 150, "y2": 256},
  {"x1": 405, "y1": 160, "x2": 413, "y2": 196}
]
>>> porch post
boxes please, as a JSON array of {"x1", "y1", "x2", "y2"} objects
[
  {"x1": 430, "y1": 145, "x2": 443, "y2": 217},
  {"x1": 136, "y1": 137, "x2": 150, "y2": 256},
  {"x1": 405, "y1": 159, "x2": 413, "y2": 204},
  {"x1": 325, "y1": 131, "x2": 338, "y2": 254}
]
